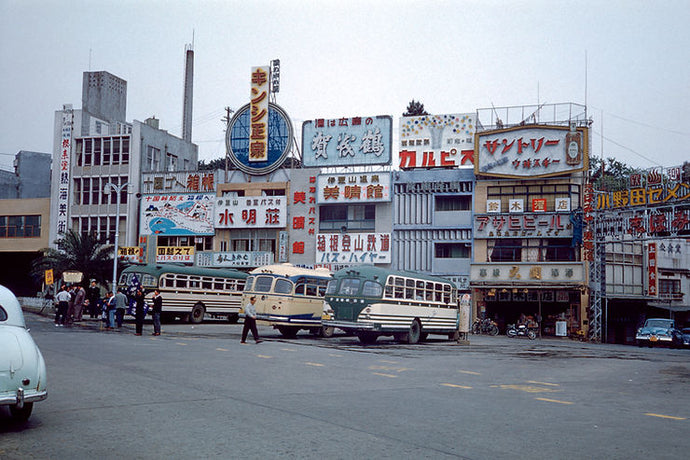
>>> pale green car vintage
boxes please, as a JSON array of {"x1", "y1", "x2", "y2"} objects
[{"x1": 0, "y1": 285, "x2": 47, "y2": 422}]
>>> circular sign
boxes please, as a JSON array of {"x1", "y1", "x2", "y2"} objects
[{"x1": 225, "y1": 102, "x2": 294, "y2": 176}]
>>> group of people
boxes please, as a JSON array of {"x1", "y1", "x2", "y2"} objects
[{"x1": 53, "y1": 280, "x2": 162, "y2": 336}]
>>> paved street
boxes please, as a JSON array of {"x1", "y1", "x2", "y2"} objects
[{"x1": 2, "y1": 312, "x2": 688, "y2": 459}]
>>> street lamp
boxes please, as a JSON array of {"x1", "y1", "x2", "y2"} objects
[{"x1": 104, "y1": 181, "x2": 130, "y2": 293}]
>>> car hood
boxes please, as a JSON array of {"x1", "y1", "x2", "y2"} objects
[{"x1": 639, "y1": 326, "x2": 673, "y2": 335}]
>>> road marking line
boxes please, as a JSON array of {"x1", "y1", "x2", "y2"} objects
[
  {"x1": 305, "y1": 362, "x2": 325, "y2": 367},
  {"x1": 459, "y1": 370, "x2": 481, "y2": 375},
  {"x1": 176, "y1": 342, "x2": 187, "y2": 346},
  {"x1": 373, "y1": 372, "x2": 398, "y2": 378},
  {"x1": 281, "y1": 348, "x2": 296, "y2": 352},
  {"x1": 216, "y1": 348, "x2": 228, "y2": 351},
  {"x1": 645, "y1": 413, "x2": 686, "y2": 420},
  {"x1": 527, "y1": 380, "x2": 560, "y2": 387},
  {"x1": 369, "y1": 365, "x2": 411, "y2": 373},
  {"x1": 379, "y1": 360, "x2": 398, "y2": 364},
  {"x1": 492, "y1": 384, "x2": 559, "y2": 394},
  {"x1": 256, "y1": 354, "x2": 272, "y2": 359},
  {"x1": 535, "y1": 397, "x2": 574, "y2": 405},
  {"x1": 441, "y1": 383, "x2": 472, "y2": 389}
]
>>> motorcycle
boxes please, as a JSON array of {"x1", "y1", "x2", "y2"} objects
[
  {"x1": 472, "y1": 318, "x2": 499, "y2": 336},
  {"x1": 506, "y1": 323, "x2": 537, "y2": 340}
]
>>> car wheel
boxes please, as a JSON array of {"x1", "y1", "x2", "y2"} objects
[{"x1": 10, "y1": 402, "x2": 33, "y2": 422}]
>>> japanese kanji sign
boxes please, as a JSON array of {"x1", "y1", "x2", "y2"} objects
[
  {"x1": 56, "y1": 109, "x2": 73, "y2": 235},
  {"x1": 140, "y1": 194, "x2": 215, "y2": 236},
  {"x1": 156, "y1": 246, "x2": 194, "y2": 263},
  {"x1": 316, "y1": 172, "x2": 391, "y2": 203},
  {"x1": 302, "y1": 115, "x2": 392, "y2": 167},
  {"x1": 399, "y1": 113, "x2": 476, "y2": 169},
  {"x1": 215, "y1": 197, "x2": 286, "y2": 229},
  {"x1": 471, "y1": 262, "x2": 584, "y2": 284},
  {"x1": 118, "y1": 246, "x2": 143, "y2": 263},
  {"x1": 249, "y1": 66, "x2": 269, "y2": 162},
  {"x1": 647, "y1": 242, "x2": 658, "y2": 297},
  {"x1": 316, "y1": 233, "x2": 391, "y2": 264},
  {"x1": 475, "y1": 125, "x2": 588, "y2": 178}
]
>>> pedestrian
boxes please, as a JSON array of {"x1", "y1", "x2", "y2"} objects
[
  {"x1": 87, "y1": 280, "x2": 101, "y2": 319},
  {"x1": 241, "y1": 296, "x2": 262, "y2": 344},
  {"x1": 54, "y1": 285, "x2": 71, "y2": 327},
  {"x1": 65, "y1": 285, "x2": 76, "y2": 325},
  {"x1": 114, "y1": 289, "x2": 128, "y2": 328},
  {"x1": 105, "y1": 291, "x2": 116, "y2": 330},
  {"x1": 73, "y1": 284, "x2": 86, "y2": 322},
  {"x1": 151, "y1": 289, "x2": 162, "y2": 336},
  {"x1": 134, "y1": 288, "x2": 146, "y2": 336}
]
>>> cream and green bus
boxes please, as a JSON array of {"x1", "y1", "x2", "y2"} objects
[
  {"x1": 118, "y1": 264, "x2": 248, "y2": 323},
  {"x1": 241, "y1": 264, "x2": 333, "y2": 338},
  {"x1": 322, "y1": 265, "x2": 459, "y2": 344}
]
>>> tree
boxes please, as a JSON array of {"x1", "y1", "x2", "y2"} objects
[
  {"x1": 403, "y1": 99, "x2": 429, "y2": 117},
  {"x1": 590, "y1": 156, "x2": 640, "y2": 192},
  {"x1": 198, "y1": 157, "x2": 229, "y2": 171},
  {"x1": 31, "y1": 230, "x2": 114, "y2": 287}
]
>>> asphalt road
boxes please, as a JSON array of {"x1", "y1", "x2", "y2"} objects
[{"x1": 2, "y1": 313, "x2": 688, "y2": 459}]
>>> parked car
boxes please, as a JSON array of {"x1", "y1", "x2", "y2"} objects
[
  {"x1": 680, "y1": 327, "x2": 690, "y2": 348},
  {"x1": 0, "y1": 284, "x2": 47, "y2": 421},
  {"x1": 635, "y1": 318, "x2": 683, "y2": 348}
]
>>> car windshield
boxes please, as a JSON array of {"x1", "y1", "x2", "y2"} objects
[
  {"x1": 645, "y1": 319, "x2": 673, "y2": 328},
  {"x1": 0, "y1": 306, "x2": 6, "y2": 321}
]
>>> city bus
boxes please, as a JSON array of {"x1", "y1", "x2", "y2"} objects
[
  {"x1": 241, "y1": 264, "x2": 333, "y2": 338},
  {"x1": 118, "y1": 264, "x2": 248, "y2": 323},
  {"x1": 322, "y1": 265, "x2": 460, "y2": 344}
]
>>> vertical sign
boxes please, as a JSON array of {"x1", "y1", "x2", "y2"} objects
[
  {"x1": 57, "y1": 109, "x2": 73, "y2": 235},
  {"x1": 250, "y1": 66, "x2": 270, "y2": 162},
  {"x1": 647, "y1": 242, "x2": 658, "y2": 297}
]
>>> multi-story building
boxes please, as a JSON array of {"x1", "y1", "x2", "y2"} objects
[
  {"x1": 0, "y1": 151, "x2": 52, "y2": 295},
  {"x1": 470, "y1": 103, "x2": 591, "y2": 336},
  {"x1": 49, "y1": 71, "x2": 198, "y2": 259}
]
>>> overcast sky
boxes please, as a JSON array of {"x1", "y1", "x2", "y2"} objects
[{"x1": 1, "y1": 0, "x2": 689, "y2": 172}]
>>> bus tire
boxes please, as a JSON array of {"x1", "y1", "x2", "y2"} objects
[
  {"x1": 357, "y1": 332, "x2": 377, "y2": 344},
  {"x1": 277, "y1": 326, "x2": 298, "y2": 339},
  {"x1": 407, "y1": 319, "x2": 421, "y2": 344},
  {"x1": 227, "y1": 313, "x2": 239, "y2": 324},
  {"x1": 321, "y1": 326, "x2": 335, "y2": 338},
  {"x1": 190, "y1": 303, "x2": 205, "y2": 324}
]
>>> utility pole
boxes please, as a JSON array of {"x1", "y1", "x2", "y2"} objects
[{"x1": 222, "y1": 107, "x2": 233, "y2": 183}]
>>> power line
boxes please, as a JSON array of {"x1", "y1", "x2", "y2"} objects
[
  {"x1": 591, "y1": 129, "x2": 663, "y2": 167},
  {"x1": 591, "y1": 106, "x2": 690, "y2": 137}
]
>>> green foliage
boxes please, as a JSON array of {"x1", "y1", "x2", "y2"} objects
[
  {"x1": 31, "y1": 230, "x2": 113, "y2": 286},
  {"x1": 590, "y1": 157, "x2": 640, "y2": 192},
  {"x1": 198, "y1": 157, "x2": 228, "y2": 171},
  {"x1": 403, "y1": 100, "x2": 429, "y2": 117}
]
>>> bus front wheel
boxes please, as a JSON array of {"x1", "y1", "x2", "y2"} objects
[
  {"x1": 190, "y1": 303, "x2": 205, "y2": 324},
  {"x1": 407, "y1": 320, "x2": 421, "y2": 344},
  {"x1": 321, "y1": 326, "x2": 335, "y2": 338}
]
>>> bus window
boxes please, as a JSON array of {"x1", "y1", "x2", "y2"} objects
[
  {"x1": 189, "y1": 277, "x2": 201, "y2": 289},
  {"x1": 340, "y1": 278, "x2": 360, "y2": 295},
  {"x1": 405, "y1": 279, "x2": 415, "y2": 299},
  {"x1": 318, "y1": 285, "x2": 326, "y2": 296},
  {"x1": 202, "y1": 278, "x2": 213, "y2": 290},
  {"x1": 244, "y1": 276, "x2": 255, "y2": 292},
  {"x1": 362, "y1": 280, "x2": 383, "y2": 297},
  {"x1": 443, "y1": 285, "x2": 451, "y2": 304},
  {"x1": 253, "y1": 276, "x2": 273, "y2": 292},
  {"x1": 275, "y1": 279, "x2": 293, "y2": 294},
  {"x1": 295, "y1": 283, "x2": 305, "y2": 295},
  {"x1": 174, "y1": 276, "x2": 186, "y2": 288},
  {"x1": 306, "y1": 285, "x2": 317, "y2": 296},
  {"x1": 214, "y1": 280, "x2": 225, "y2": 290},
  {"x1": 326, "y1": 280, "x2": 338, "y2": 295},
  {"x1": 384, "y1": 285, "x2": 393, "y2": 298},
  {"x1": 142, "y1": 274, "x2": 156, "y2": 287}
]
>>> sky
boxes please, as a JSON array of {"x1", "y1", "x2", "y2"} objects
[{"x1": 1, "y1": 0, "x2": 689, "y2": 172}]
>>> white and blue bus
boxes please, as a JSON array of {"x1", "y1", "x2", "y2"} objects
[{"x1": 241, "y1": 264, "x2": 333, "y2": 338}]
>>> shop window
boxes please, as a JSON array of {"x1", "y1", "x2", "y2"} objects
[
  {"x1": 489, "y1": 239, "x2": 522, "y2": 262},
  {"x1": 435, "y1": 195, "x2": 471, "y2": 211},
  {"x1": 435, "y1": 243, "x2": 470, "y2": 258}
]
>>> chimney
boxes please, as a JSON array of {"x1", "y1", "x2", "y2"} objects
[{"x1": 182, "y1": 44, "x2": 194, "y2": 142}]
